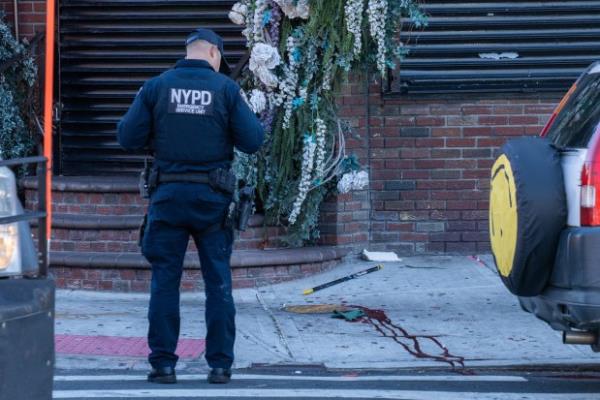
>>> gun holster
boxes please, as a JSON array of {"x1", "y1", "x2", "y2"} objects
[
  {"x1": 235, "y1": 185, "x2": 255, "y2": 231},
  {"x1": 139, "y1": 158, "x2": 159, "y2": 199},
  {"x1": 138, "y1": 214, "x2": 148, "y2": 247},
  {"x1": 139, "y1": 159, "x2": 151, "y2": 199}
]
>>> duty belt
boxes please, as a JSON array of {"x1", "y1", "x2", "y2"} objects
[
  {"x1": 158, "y1": 172, "x2": 210, "y2": 184},
  {"x1": 154, "y1": 169, "x2": 236, "y2": 195}
]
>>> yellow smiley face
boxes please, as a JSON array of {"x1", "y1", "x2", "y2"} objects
[{"x1": 489, "y1": 154, "x2": 518, "y2": 277}]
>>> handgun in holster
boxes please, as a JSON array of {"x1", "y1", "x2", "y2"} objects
[
  {"x1": 139, "y1": 158, "x2": 151, "y2": 199},
  {"x1": 236, "y1": 184, "x2": 255, "y2": 231},
  {"x1": 138, "y1": 214, "x2": 147, "y2": 247},
  {"x1": 138, "y1": 158, "x2": 158, "y2": 246}
]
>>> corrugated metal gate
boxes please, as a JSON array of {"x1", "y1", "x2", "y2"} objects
[
  {"x1": 58, "y1": 0, "x2": 243, "y2": 175},
  {"x1": 392, "y1": 0, "x2": 600, "y2": 94},
  {"x1": 58, "y1": 1, "x2": 600, "y2": 174}
]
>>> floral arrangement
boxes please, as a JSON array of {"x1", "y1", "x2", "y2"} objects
[{"x1": 230, "y1": 0, "x2": 426, "y2": 246}]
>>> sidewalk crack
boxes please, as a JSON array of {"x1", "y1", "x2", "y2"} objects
[{"x1": 255, "y1": 291, "x2": 295, "y2": 360}]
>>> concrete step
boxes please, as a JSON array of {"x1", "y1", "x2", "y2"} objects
[
  {"x1": 34, "y1": 213, "x2": 285, "y2": 252},
  {"x1": 49, "y1": 247, "x2": 348, "y2": 291}
]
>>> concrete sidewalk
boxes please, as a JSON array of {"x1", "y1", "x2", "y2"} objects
[{"x1": 54, "y1": 255, "x2": 600, "y2": 372}]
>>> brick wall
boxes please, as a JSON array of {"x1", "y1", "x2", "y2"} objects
[
  {"x1": 319, "y1": 190, "x2": 370, "y2": 252},
  {"x1": 335, "y1": 75, "x2": 561, "y2": 255},
  {"x1": 0, "y1": 0, "x2": 46, "y2": 38},
  {"x1": 6, "y1": 3, "x2": 566, "y2": 256}
]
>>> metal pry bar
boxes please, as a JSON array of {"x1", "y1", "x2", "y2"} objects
[{"x1": 303, "y1": 264, "x2": 383, "y2": 295}]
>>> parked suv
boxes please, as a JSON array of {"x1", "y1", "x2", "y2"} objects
[{"x1": 493, "y1": 62, "x2": 600, "y2": 351}]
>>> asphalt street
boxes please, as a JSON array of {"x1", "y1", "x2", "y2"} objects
[{"x1": 53, "y1": 366, "x2": 600, "y2": 399}]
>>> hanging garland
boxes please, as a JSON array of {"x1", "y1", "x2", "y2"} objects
[
  {"x1": 230, "y1": 0, "x2": 427, "y2": 246},
  {"x1": 0, "y1": 14, "x2": 38, "y2": 165}
]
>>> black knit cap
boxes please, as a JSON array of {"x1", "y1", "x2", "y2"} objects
[{"x1": 185, "y1": 28, "x2": 231, "y2": 75}]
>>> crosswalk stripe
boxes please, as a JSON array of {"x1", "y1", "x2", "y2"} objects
[
  {"x1": 51, "y1": 389, "x2": 591, "y2": 399},
  {"x1": 53, "y1": 374, "x2": 527, "y2": 383}
]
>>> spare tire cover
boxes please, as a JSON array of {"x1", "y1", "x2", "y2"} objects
[{"x1": 489, "y1": 137, "x2": 567, "y2": 296}]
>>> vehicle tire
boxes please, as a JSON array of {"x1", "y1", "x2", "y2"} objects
[{"x1": 489, "y1": 137, "x2": 567, "y2": 296}]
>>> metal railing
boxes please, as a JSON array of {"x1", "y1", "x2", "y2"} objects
[{"x1": 0, "y1": 156, "x2": 48, "y2": 277}]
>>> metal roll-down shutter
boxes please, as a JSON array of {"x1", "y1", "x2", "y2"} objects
[
  {"x1": 59, "y1": 0, "x2": 243, "y2": 175},
  {"x1": 392, "y1": 0, "x2": 600, "y2": 94}
]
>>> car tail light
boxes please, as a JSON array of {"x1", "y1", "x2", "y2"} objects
[
  {"x1": 581, "y1": 129, "x2": 600, "y2": 226},
  {"x1": 0, "y1": 167, "x2": 21, "y2": 275}
]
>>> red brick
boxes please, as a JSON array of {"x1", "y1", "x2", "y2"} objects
[
  {"x1": 444, "y1": 159, "x2": 477, "y2": 169},
  {"x1": 417, "y1": 180, "x2": 446, "y2": 190},
  {"x1": 17, "y1": 3, "x2": 33, "y2": 12},
  {"x1": 20, "y1": 13, "x2": 45, "y2": 23},
  {"x1": 463, "y1": 127, "x2": 493, "y2": 137},
  {"x1": 432, "y1": 127, "x2": 461, "y2": 137},
  {"x1": 399, "y1": 148, "x2": 430, "y2": 159},
  {"x1": 509, "y1": 115, "x2": 539, "y2": 125},
  {"x1": 447, "y1": 200, "x2": 478, "y2": 210},
  {"x1": 461, "y1": 105, "x2": 492, "y2": 115},
  {"x1": 446, "y1": 242, "x2": 477, "y2": 253},
  {"x1": 431, "y1": 149, "x2": 461, "y2": 158},
  {"x1": 493, "y1": 105, "x2": 523, "y2": 114},
  {"x1": 415, "y1": 159, "x2": 444, "y2": 169},
  {"x1": 33, "y1": 2, "x2": 46, "y2": 12},
  {"x1": 431, "y1": 169, "x2": 460, "y2": 179},
  {"x1": 384, "y1": 116, "x2": 415, "y2": 127},
  {"x1": 479, "y1": 116, "x2": 507, "y2": 125},
  {"x1": 446, "y1": 138, "x2": 476, "y2": 147},
  {"x1": 416, "y1": 116, "x2": 445, "y2": 126},
  {"x1": 524, "y1": 105, "x2": 555, "y2": 114},
  {"x1": 399, "y1": 232, "x2": 429, "y2": 242},
  {"x1": 416, "y1": 200, "x2": 446, "y2": 210},
  {"x1": 415, "y1": 138, "x2": 444, "y2": 148},
  {"x1": 447, "y1": 115, "x2": 477, "y2": 126},
  {"x1": 492, "y1": 126, "x2": 525, "y2": 136},
  {"x1": 447, "y1": 180, "x2": 476, "y2": 190},
  {"x1": 478, "y1": 137, "x2": 506, "y2": 147}
]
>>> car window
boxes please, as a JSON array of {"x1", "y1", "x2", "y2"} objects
[{"x1": 546, "y1": 72, "x2": 600, "y2": 148}]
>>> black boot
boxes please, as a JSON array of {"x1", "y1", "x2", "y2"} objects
[
  {"x1": 207, "y1": 368, "x2": 232, "y2": 384},
  {"x1": 147, "y1": 366, "x2": 177, "y2": 384}
]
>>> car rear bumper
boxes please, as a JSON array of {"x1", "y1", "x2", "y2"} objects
[
  {"x1": 520, "y1": 226, "x2": 600, "y2": 331},
  {"x1": 0, "y1": 278, "x2": 55, "y2": 399}
]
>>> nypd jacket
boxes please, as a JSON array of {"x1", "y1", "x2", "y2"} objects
[{"x1": 117, "y1": 59, "x2": 264, "y2": 173}]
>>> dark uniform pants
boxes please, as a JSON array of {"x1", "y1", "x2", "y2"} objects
[{"x1": 141, "y1": 182, "x2": 235, "y2": 370}]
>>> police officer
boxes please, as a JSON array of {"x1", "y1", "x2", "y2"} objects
[{"x1": 117, "y1": 28, "x2": 264, "y2": 385}]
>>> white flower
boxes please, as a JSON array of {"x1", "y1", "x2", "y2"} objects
[
  {"x1": 279, "y1": 35, "x2": 300, "y2": 128},
  {"x1": 337, "y1": 171, "x2": 369, "y2": 193},
  {"x1": 248, "y1": 89, "x2": 267, "y2": 113},
  {"x1": 352, "y1": 170, "x2": 369, "y2": 190},
  {"x1": 321, "y1": 61, "x2": 333, "y2": 92},
  {"x1": 274, "y1": 0, "x2": 309, "y2": 20},
  {"x1": 367, "y1": 0, "x2": 388, "y2": 76},
  {"x1": 345, "y1": 0, "x2": 365, "y2": 58},
  {"x1": 255, "y1": 66, "x2": 279, "y2": 88},
  {"x1": 229, "y1": 2, "x2": 247, "y2": 25},
  {"x1": 252, "y1": 0, "x2": 268, "y2": 43},
  {"x1": 267, "y1": 91, "x2": 282, "y2": 108},
  {"x1": 249, "y1": 43, "x2": 281, "y2": 71},
  {"x1": 232, "y1": 2, "x2": 247, "y2": 15},
  {"x1": 313, "y1": 118, "x2": 327, "y2": 178}
]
